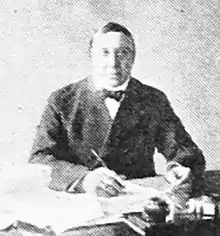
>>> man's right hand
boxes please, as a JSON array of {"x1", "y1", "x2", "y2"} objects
[{"x1": 82, "y1": 167, "x2": 125, "y2": 198}]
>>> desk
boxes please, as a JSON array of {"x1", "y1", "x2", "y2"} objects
[
  {"x1": 0, "y1": 170, "x2": 220, "y2": 236},
  {"x1": 130, "y1": 175, "x2": 169, "y2": 191},
  {"x1": 63, "y1": 170, "x2": 220, "y2": 236},
  {"x1": 132, "y1": 170, "x2": 220, "y2": 196}
]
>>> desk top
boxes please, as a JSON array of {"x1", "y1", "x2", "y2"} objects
[
  {"x1": 130, "y1": 169, "x2": 220, "y2": 196},
  {"x1": 0, "y1": 170, "x2": 219, "y2": 236}
]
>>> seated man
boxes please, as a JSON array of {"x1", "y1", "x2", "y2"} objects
[{"x1": 29, "y1": 22, "x2": 206, "y2": 198}]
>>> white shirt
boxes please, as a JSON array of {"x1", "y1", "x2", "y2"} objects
[
  {"x1": 105, "y1": 80, "x2": 129, "y2": 120},
  {"x1": 92, "y1": 78, "x2": 130, "y2": 120}
]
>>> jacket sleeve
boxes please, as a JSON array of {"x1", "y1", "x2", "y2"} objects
[
  {"x1": 155, "y1": 92, "x2": 206, "y2": 197},
  {"x1": 29, "y1": 93, "x2": 89, "y2": 192}
]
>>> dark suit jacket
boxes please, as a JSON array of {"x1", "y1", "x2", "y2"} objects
[{"x1": 29, "y1": 77, "x2": 205, "y2": 195}]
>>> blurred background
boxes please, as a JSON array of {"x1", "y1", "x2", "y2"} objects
[{"x1": 0, "y1": 0, "x2": 219, "y2": 173}]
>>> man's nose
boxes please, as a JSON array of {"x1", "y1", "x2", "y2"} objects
[{"x1": 107, "y1": 53, "x2": 119, "y2": 68}]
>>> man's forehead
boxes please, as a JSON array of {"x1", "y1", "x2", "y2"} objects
[{"x1": 92, "y1": 32, "x2": 134, "y2": 49}]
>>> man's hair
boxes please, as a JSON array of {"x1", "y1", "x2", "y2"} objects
[{"x1": 89, "y1": 22, "x2": 136, "y2": 57}]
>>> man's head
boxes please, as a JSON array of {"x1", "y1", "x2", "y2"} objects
[{"x1": 90, "y1": 22, "x2": 135, "y2": 90}]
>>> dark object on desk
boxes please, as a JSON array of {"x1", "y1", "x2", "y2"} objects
[
  {"x1": 145, "y1": 220, "x2": 217, "y2": 236},
  {"x1": 0, "y1": 221, "x2": 56, "y2": 236},
  {"x1": 142, "y1": 196, "x2": 170, "y2": 223},
  {"x1": 145, "y1": 197, "x2": 220, "y2": 236}
]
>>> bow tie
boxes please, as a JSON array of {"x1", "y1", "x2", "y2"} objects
[{"x1": 102, "y1": 89, "x2": 125, "y2": 102}]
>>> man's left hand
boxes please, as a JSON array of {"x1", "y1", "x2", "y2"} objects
[{"x1": 165, "y1": 162, "x2": 192, "y2": 187}]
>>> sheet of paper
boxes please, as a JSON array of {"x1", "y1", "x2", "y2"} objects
[
  {"x1": 0, "y1": 164, "x2": 166, "y2": 233},
  {"x1": 98, "y1": 181, "x2": 165, "y2": 215},
  {"x1": 1, "y1": 193, "x2": 105, "y2": 232},
  {"x1": 0, "y1": 164, "x2": 104, "y2": 233}
]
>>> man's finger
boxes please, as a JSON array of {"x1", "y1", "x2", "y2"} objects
[
  {"x1": 100, "y1": 177, "x2": 124, "y2": 192},
  {"x1": 98, "y1": 178, "x2": 123, "y2": 196},
  {"x1": 105, "y1": 185, "x2": 121, "y2": 197},
  {"x1": 108, "y1": 176, "x2": 125, "y2": 189},
  {"x1": 96, "y1": 181, "x2": 121, "y2": 197}
]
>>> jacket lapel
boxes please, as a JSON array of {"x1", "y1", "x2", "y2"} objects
[
  {"x1": 74, "y1": 78, "x2": 114, "y2": 167},
  {"x1": 83, "y1": 87, "x2": 113, "y2": 152},
  {"x1": 101, "y1": 78, "x2": 143, "y2": 157}
]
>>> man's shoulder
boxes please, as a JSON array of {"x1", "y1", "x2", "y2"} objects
[
  {"x1": 48, "y1": 77, "x2": 88, "y2": 104},
  {"x1": 132, "y1": 78, "x2": 168, "y2": 102}
]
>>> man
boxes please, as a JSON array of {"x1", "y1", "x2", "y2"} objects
[{"x1": 29, "y1": 22, "x2": 205, "y2": 198}]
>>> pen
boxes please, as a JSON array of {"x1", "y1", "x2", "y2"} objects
[
  {"x1": 91, "y1": 149, "x2": 125, "y2": 188},
  {"x1": 66, "y1": 149, "x2": 125, "y2": 193},
  {"x1": 91, "y1": 149, "x2": 108, "y2": 169},
  {"x1": 66, "y1": 149, "x2": 106, "y2": 192}
]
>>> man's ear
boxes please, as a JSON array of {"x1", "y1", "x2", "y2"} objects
[
  {"x1": 87, "y1": 46, "x2": 92, "y2": 59},
  {"x1": 88, "y1": 49, "x2": 92, "y2": 59},
  {"x1": 88, "y1": 36, "x2": 94, "y2": 58},
  {"x1": 130, "y1": 51, "x2": 136, "y2": 65}
]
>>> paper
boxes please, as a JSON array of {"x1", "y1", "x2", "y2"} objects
[
  {"x1": 0, "y1": 163, "x2": 51, "y2": 199},
  {"x1": 1, "y1": 193, "x2": 104, "y2": 232},
  {"x1": 0, "y1": 164, "x2": 104, "y2": 233},
  {"x1": 98, "y1": 181, "x2": 165, "y2": 215},
  {"x1": 0, "y1": 164, "x2": 166, "y2": 233}
]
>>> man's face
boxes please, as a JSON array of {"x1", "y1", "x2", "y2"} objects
[{"x1": 91, "y1": 32, "x2": 135, "y2": 89}]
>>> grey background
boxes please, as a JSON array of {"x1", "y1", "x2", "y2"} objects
[{"x1": 0, "y1": 0, "x2": 219, "y2": 173}]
